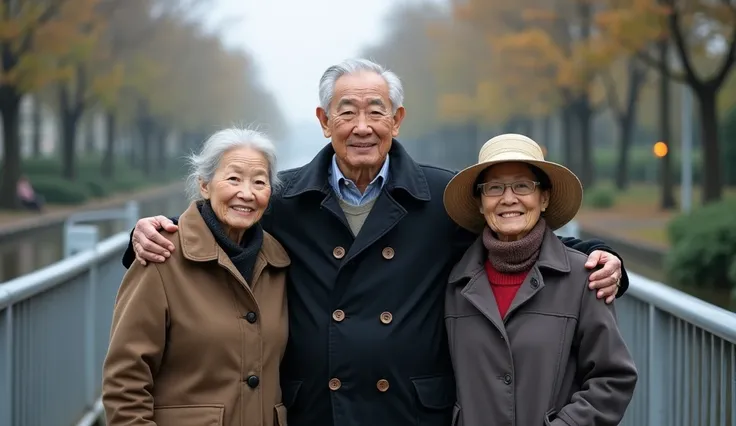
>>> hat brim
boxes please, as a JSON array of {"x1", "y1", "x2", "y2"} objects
[{"x1": 443, "y1": 159, "x2": 583, "y2": 233}]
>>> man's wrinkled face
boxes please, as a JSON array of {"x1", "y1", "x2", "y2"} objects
[{"x1": 317, "y1": 71, "x2": 405, "y2": 173}]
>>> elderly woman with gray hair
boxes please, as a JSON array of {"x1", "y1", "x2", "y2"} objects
[{"x1": 102, "y1": 127, "x2": 290, "y2": 426}]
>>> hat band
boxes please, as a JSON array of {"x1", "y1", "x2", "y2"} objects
[{"x1": 479, "y1": 151, "x2": 543, "y2": 163}]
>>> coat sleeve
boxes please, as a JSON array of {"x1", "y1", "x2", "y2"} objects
[
  {"x1": 102, "y1": 262, "x2": 170, "y2": 426},
  {"x1": 551, "y1": 276, "x2": 638, "y2": 426}
]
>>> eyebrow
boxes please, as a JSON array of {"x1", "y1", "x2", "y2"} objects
[
  {"x1": 226, "y1": 165, "x2": 268, "y2": 175},
  {"x1": 336, "y1": 98, "x2": 387, "y2": 110}
]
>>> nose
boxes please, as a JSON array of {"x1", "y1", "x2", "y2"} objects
[
  {"x1": 353, "y1": 112, "x2": 373, "y2": 136},
  {"x1": 237, "y1": 184, "x2": 255, "y2": 201},
  {"x1": 500, "y1": 186, "x2": 518, "y2": 204}
]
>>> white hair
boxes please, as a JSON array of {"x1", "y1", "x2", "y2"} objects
[
  {"x1": 318, "y1": 58, "x2": 404, "y2": 114},
  {"x1": 185, "y1": 127, "x2": 280, "y2": 202}
]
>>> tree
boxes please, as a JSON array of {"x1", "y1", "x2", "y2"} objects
[
  {"x1": 0, "y1": 0, "x2": 100, "y2": 208},
  {"x1": 610, "y1": 0, "x2": 736, "y2": 202},
  {"x1": 600, "y1": 58, "x2": 648, "y2": 190}
]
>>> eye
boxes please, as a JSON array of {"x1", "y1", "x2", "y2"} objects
[
  {"x1": 341, "y1": 111, "x2": 355, "y2": 116},
  {"x1": 227, "y1": 176, "x2": 240, "y2": 182}
]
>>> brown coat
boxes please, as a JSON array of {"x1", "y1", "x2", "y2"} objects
[
  {"x1": 445, "y1": 226, "x2": 637, "y2": 426},
  {"x1": 102, "y1": 202, "x2": 291, "y2": 426}
]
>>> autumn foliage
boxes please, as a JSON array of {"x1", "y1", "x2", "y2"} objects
[
  {"x1": 0, "y1": 0, "x2": 285, "y2": 209},
  {"x1": 364, "y1": 0, "x2": 735, "y2": 203}
]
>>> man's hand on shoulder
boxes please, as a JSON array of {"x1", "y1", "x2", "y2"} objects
[
  {"x1": 584, "y1": 250, "x2": 624, "y2": 304},
  {"x1": 132, "y1": 216, "x2": 178, "y2": 266}
]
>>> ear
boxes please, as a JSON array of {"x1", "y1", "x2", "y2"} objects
[
  {"x1": 316, "y1": 107, "x2": 331, "y2": 138},
  {"x1": 540, "y1": 190, "x2": 550, "y2": 211},
  {"x1": 199, "y1": 179, "x2": 210, "y2": 200},
  {"x1": 391, "y1": 106, "x2": 406, "y2": 137}
]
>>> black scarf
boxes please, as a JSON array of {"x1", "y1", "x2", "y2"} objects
[{"x1": 197, "y1": 200, "x2": 263, "y2": 285}]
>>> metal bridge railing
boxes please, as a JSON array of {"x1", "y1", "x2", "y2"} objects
[
  {"x1": 1, "y1": 219, "x2": 735, "y2": 425},
  {"x1": 0, "y1": 200, "x2": 138, "y2": 426},
  {"x1": 557, "y1": 220, "x2": 736, "y2": 426}
]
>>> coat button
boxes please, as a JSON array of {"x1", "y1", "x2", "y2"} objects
[
  {"x1": 381, "y1": 247, "x2": 395, "y2": 260},
  {"x1": 503, "y1": 373, "x2": 512, "y2": 385},
  {"x1": 246, "y1": 375, "x2": 260, "y2": 388},
  {"x1": 332, "y1": 309, "x2": 345, "y2": 322},
  {"x1": 333, "y1": 246, "x2": 345, "y2": 259},
  {"x1": 530, "y1": 278, "x2": 539, "y2": 289},
  {"x1": 244, "y1": 311, "x2": 257, "y2": 323},
  {"x1": 376, "y1": 379, "x2": 390, "y2": 392},
  {"x1": 379, "y1": 312, "x2": 393, "y2": 324},
  {"x1": 328, "y1": 378, "x2": 342, "y2": 391}
]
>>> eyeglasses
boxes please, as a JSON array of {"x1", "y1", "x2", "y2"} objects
[{"x1": 476, "y1": 180, "x2": 540, "y2": 197}]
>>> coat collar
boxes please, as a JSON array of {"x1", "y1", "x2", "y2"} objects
[
  {"x1": 449, "y1": 225, "x2": 571, "y2": 284},
  {"x1": 280, "y1": 139, "x2": 431, "y2": 202},
  {"x1": 177, "y1": 202, "x2": 290, "y2": 268}
]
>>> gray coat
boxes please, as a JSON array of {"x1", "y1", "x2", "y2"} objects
[{"x1": 445, "y1": 226, "x2": 637, "y2": 426}]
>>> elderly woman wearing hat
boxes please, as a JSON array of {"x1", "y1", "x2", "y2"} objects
[{"x1": 443, "y1": 134, "x2": 637, "y2": 426}]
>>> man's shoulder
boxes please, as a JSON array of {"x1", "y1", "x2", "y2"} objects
[{"x1": 416, "y1": 163, "x2": 459, "y2": 188}]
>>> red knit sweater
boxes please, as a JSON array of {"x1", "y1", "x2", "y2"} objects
[{"x1": 484, "y1": 259, "x2": 529, "y2": 319}]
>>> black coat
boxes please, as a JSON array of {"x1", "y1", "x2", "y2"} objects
[{"x1": 122, "y1": 140, "x2": 628, "y2": 426}]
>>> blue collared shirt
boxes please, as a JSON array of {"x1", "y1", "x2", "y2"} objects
[{"x1": 328, "y1": 154, "x2": 390, "y2": 206}]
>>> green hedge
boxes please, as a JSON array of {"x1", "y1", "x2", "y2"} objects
[
  {"x1": 20, "y1": 156, "x2": 184, "y2": 205},
  {"x1": 665, "y1": 198, "x2": 736, "y2": 290}
]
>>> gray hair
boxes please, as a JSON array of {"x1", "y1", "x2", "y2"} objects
[
  {"x1": 185, "y1": 127, "x2": 280, "y2": 202},
  {"x1": 318, "y1": 58, "x2": 404, "y2": 114}
]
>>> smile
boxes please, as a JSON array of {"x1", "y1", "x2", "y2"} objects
[
  {"x1": 231, "y1": 206, "x2": 255, "y2": 213},
  {"x1": 498, "y1": 212, "x2": 523, "y2": 218}
]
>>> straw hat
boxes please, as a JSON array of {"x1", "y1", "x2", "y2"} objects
[{"x1": 443, "y1": 133, "x2": 583, "y2": 233}]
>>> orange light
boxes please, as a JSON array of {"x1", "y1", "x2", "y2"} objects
[{"x1": 653, "y1": 141, "x2": 668, "y2": 158}]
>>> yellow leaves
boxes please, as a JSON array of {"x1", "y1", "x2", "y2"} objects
[
  {"x1": 520, "y1": 8, "x2": 558, "y2": 23},
  {"x1": 437, "y1": 93, "x2": 477, "y2": 124}
]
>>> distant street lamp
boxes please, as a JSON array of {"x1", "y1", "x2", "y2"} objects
[{"x1": 653, "y1": 141, "x2": 669, "y2": 158}]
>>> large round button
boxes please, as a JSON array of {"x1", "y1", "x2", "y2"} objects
[
  {"x1": 503, "y1": 374, "x2": 512, "y2": 385},
  {"x1": 333, "y1": 246, "x2": 346, "y2": 259},
  {"x1": 332, "y1": 309, "x2": 345, "y2": 322},
  {"x1": 381, "y1": 247, "x2": 395, "y2": 260},
  {"x1": 530, "y1": 277, "x2": 539, "y2": 289},
  {"x1": 328, "y1": 378, "x2": 342, "y2": 391},
  {"x1": 379, "y1": 312, "x2": 393, "y2": 325},
  {"x1": 376, "y1": 379, "x2": 390, "y2": 392},
  {"x1": 244, "y1": 312, "x2": 257, "y2": 323},
  {"x1": 246, "y1": 375, "x2": 260, "y2": 388}
]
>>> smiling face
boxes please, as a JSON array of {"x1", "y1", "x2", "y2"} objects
[
  {"x1": 316, "y1": 71, "x2": 405, "y2": 188},
  {"x1": 199, "y1": 147, "x2": 272, "y2": 242},
  {"x1": 478, "y1": 162, "x2": 550, "y2": 242}
]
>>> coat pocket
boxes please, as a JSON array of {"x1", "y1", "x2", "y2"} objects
[
  {"x1": 451, "y1": 402, "x2": 461, "y2": 426},
  {"x1": 544, "y1": 408, "x2": 557, "y2": 426},
  {"x1": 274, "y1": 403, "x2": 287, "y2": 426},
  {"x1": 410, "y1": 375, "x2": 455, "y2": 426},
  {"x1": 153, "y1": 404, "x2": 224, "y2": 426}
]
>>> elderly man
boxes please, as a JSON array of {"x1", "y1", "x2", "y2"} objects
[{"x1": 121, "y1": 58, "x2": 629, "y2": 426}]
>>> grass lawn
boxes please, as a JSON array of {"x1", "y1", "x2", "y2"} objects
[{"x1": 577, "y1": 182, "x2": 736, "y2": 248}]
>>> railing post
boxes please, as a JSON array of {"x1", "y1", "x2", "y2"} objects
[
  {"x1": 85, "y1": 253, "x2": 99, "y2": 408},
  {"x1": 0, "y1": 306, "x2": 14, "y2": 426},
  {"x1": 125, "y1": 201, "x2": 140, "y2": 230},
  {"x1": 647, "y1": 305, "x2": 669, "y2": 425}
]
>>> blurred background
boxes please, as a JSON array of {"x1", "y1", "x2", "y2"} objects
[
  {"x1": 1, "y1": 1, "x2": 736, "y2": 424},
  {"x1": 2, "y1": 0, "x2": 734, "y2": 307}
]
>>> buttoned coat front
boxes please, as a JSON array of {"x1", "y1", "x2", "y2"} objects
[
  {"x1": 121, "y1": 140, "x2": 632, "y2": 426},
  {"x1": 446, "y1": 228, "x2": 638, "y2": 426},
  {"x1": 102, "y1": 202, "x2": 291, "y2": 426}
]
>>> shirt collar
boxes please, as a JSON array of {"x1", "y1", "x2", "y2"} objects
[{"x1": 329, "y1": 154, "x2": 390, "y2": 191}]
